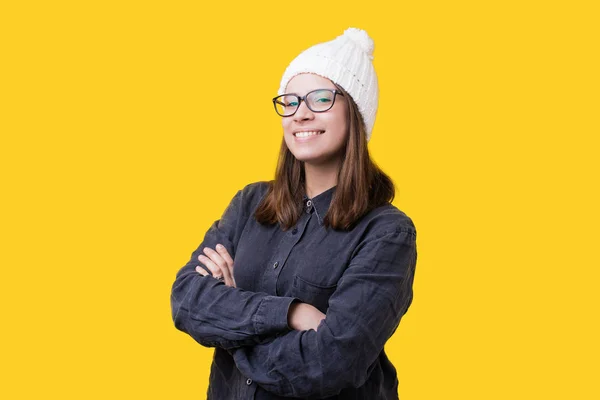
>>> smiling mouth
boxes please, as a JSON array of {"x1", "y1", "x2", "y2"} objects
[{"x1": 294, "y1": 130, "x2": 325, "y2": 138}]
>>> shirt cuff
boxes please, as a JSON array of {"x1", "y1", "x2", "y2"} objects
[{"x1": 253, "y1": 296, "x2": 299, "y2": 335}]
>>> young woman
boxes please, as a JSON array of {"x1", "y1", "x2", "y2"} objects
[{"x1": 171, "y1": 28, "x2": 417, "y2": 399}]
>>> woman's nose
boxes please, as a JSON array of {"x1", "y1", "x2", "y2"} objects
[{"x1": 293, "y1": 100, "x2": 314, "y2": 121}]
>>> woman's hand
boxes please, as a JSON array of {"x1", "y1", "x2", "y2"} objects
[
  {"x1": 196, "y1": 244, "x2": 236, "y2": 287},
  {"x1": 287, "y1": 302, "x2": 326, "y2": 332}
]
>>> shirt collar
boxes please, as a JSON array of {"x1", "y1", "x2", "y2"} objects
[{"x1": 302, "y1": 185, "x2": 337, "y2": 226}]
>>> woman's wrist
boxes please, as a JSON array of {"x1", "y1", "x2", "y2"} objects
[{"x1": 287, "y1": 301, "x2": 326, "y2": 331}]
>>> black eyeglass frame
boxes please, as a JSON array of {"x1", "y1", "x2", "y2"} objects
[{"x1": 272, "y1": 89, "x2": 344, "y2": 117}]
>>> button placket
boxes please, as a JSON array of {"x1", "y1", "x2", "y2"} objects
[{"x1": 262, "y1": 211, "x2": 311, "y2": 295}]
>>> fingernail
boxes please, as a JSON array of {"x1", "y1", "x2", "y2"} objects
[{"x1": 216, "y1": 244, "x2": 223, "y2": 249}]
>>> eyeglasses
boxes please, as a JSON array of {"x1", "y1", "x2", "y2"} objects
[{"x1": 272, "y1": 89, "x2": 344, "y2": 117}]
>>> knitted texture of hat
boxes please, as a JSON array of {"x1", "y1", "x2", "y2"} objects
[{"x1": 278, "y1": 28, "x2": 379, "y2": 141}]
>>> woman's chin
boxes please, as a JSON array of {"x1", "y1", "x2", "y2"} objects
[
  {"x1": 291, "y1": 152, "x2": 321, "y2": 163},
  {"x1": 294, "y1": 154, "x2": 339, "y2": 168}
]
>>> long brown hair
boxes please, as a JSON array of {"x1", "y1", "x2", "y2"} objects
[{"x1": 255, "y1": 83, "x2": 395, "y2": 231}]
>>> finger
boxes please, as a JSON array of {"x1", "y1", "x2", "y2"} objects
[
  {"x1": 216, "y1": 244, "x2": 234, "y2": 268},
  {"x1": 216, "y1": 244, "x2": 236, "y2": 287},
  {"x1": 207, "y1": 248, "x2": 233, "y2": 286},
  {"x1": 197, "y1": 254, "x2": 222, "y2": 278},
  {"x1": 203, "y1": 247, "x2": 229, "y2": 273},
  {"x1": 228, "y1": 265, "x2": 236, "y2": 287},
  {"x1": 195, "y1": 266, "x2": 209, "y2": 276},
  {"x1": 203, "y1": 247, "x2": 233, "y2": 286},
  {"x1": 221, "y1": 266, "x2": 234, "y2": 287}
]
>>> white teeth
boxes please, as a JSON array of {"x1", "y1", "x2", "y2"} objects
[{"x1": 294, "y1": 131, "x2": 324, "y2": 138}]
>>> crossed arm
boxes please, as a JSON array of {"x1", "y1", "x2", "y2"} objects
[
  {"x1": 194, "y1": 244, "x2": 327, "y2": 332},
  {"x1": 172, "y1": 208, "x2": 416, "y2": 398}
]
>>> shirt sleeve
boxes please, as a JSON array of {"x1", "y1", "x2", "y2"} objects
[
  {"x1": 170, "y1": 186, "x2": 299, "y2": 350},
  {"x1": 229, "y1": 225, "x2": 417, "y2": 398}
]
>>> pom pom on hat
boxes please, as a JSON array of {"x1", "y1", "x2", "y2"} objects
[
  {"x1": 343, "y1": 27, "x2": 375, "y2": 60},
  {"x1": 277, "y1": 27, "x2": 379, "y2": 142}
]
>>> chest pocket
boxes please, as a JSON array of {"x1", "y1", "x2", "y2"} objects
[{"x1": 291, "y1": 275, "x2": 338, "y2": 314}]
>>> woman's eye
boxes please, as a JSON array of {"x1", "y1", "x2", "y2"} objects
[
  {"x1": 286, "y1": 101, "x2": 299, "y2": 107},
  {"x1": 316, "y1": 97, "x2": 331, "y2": 103}
]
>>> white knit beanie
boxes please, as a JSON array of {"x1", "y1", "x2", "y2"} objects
[{"x1": 278, "y1": 27, "x2": 379, "y2": 142}]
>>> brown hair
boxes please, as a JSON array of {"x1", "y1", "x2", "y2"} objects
[{"x1": 255, "y1": 83, "x2": 395, "y2": 231}]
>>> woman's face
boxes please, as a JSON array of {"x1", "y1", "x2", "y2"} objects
[{"x1": 282, "y1": 73, "x2": 348, "y2": 167}]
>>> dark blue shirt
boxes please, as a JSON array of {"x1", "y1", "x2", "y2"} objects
[{"x1": 171, "y1": 181, "x2": 417, "y2": 399}]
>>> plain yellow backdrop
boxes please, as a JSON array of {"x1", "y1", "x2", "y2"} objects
[{"x1": 1, "y1": 0, "x2": 598, "y2": 399}]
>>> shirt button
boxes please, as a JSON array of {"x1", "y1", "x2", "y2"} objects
[
  {"x1": 246, "y1": 378, "x2": 253, "y2": 385},
  {"x1": 292, "y1": 228, "x2": 298, "y2": 235},
  {"x1": 273, "y1": 261, "x2": 279, "y2": 269},
  {"x1": 306, "y1": 200, "x2": 313, "y2": 212}
]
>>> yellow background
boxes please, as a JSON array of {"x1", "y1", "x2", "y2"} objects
[{"x1": 1, "y1": 1, "x2": 598, "y2": 398}]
